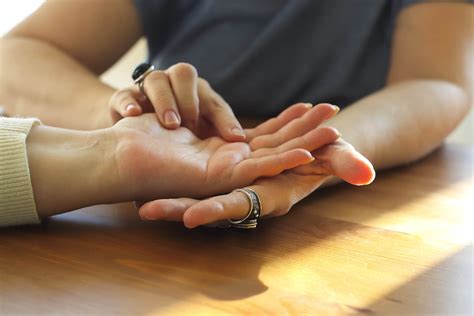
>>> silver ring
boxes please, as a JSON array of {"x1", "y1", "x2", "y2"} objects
[
  {"x1": 227, "y1": 188, "x2": 261, "y2": 229},
  {"x1": 134, "y1": 65, "x2": 155, "y2": 95}
]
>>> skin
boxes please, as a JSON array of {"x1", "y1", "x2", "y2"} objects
[
  {"x1": 109, "y1": 63, "x2": 247, "y2": 141},
  {"x1": 26, "y1": 105, "x2": 347, "y2": 218},
  {"x1": 0, "y1": 0, "x2": 245, "y2": 140},
  {"x1": 138, "y1": 3, "x2": 473, "y2": 227},
  {"x1": 139, "y1": 107, "x2": 376, "y2": 227},
  {"x1": 0, "y1": 2, "x2": 472, "y2": 226}
]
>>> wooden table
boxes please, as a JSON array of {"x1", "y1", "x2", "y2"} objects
[{"x1": 1, "y1": 144, "x2": 472, "y2": 315}]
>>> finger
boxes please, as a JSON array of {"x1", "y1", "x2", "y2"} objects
[
  {"x1": 231, "y1": 149, "x2": 314, "y2": 185},
  {"x1": 249, "y1": 103, "x2": 339, "y2": 150},
  {"x1": 109, "y1": 89, "x2": 143, "y2": 120},
  {"x1": 294, "y1": 140, "x2": 376, "y2": 185},
  {"x1": 139, "y1": 197, "x2": 231, "y2": 228},
  {"x1": 183, "y1": 191, "x2": 253, "y2": 228},
  {"x1": 166, "y1": 63, "x2": 200, "y2": 129},
  {"x1": 143, "y1": 70, "x2": 181, "y2": 129},
  {"x1": 245, "y1": 102, "x2": 313, "y2": 141},
  {"x1": 251, "y1": 126, "x2": 340, "y2": 158},
  {"x1": 199, "y1": 79, "x2": 246, "y2": 142},
  {"x1": 139, "y1": 198, "x2": 198, "y2": 221},
  {"x1": 183, "y1": 173, "x2": 327, "y2": 228}
]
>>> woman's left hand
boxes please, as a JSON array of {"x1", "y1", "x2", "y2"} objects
[
  {"x1": 137, "y1": 104, "x2": 376, "y2": 227},
  {"x1": 108, "y1": 62, "x2": 246, "y2": 142}
]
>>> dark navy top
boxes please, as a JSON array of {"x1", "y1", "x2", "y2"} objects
[{"x1": 133, "y1": 0, "x2": 428, "y2": 117}]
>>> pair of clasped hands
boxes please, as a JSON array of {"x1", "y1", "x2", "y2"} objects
[{"x1": 108, "y1": 63, "x2": 375, "y2": 228}]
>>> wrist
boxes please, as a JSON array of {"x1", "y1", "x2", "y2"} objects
[
  {"x1": 91, "y1": 88, "x2": 117, "y2": 129},
  {"x1": 27, "y1": 125, "x2": 125, "y2": 217},
  {"x1": 104, "y1": 124, "x2": 153, "y2": 202}
]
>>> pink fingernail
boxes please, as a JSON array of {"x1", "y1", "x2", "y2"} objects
[
  {"x1": 126, "y1": 104, "x2": 136, "y2": 112},
  {"x1": 164, "y1": 110, "x2": 180, "y2": 126},
  {"x1": 231, "y1": 127, "x2": 245, "y2": 137},
  {"x1": 139, "y1": 208, "x2": 153, "y2": 220}
]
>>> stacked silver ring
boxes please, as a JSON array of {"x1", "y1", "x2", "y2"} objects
[{"x1": 227, "y1": 188, "x2": 261, "y2": 229}]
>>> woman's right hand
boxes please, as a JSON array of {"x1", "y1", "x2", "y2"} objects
[{"x1": 108, "y1": 63, "x2": 246, "y2": 142}]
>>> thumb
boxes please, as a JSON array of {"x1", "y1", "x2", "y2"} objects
[{"x1": 109, "y1": 89, "x2": 143, "y2": 122}]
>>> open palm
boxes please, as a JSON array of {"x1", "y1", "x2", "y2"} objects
[
  {"x1": 111, "y1": 113, "x2": 334, "y2": 201},
  {"x1": 136, "y1": 104, "x2": 375, "y2": 227}
]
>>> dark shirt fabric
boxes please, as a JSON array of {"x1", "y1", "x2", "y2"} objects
[{"x1": 133, "y1": 0, "x2": 429, "y2": 117}]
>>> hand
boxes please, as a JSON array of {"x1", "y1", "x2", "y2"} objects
[
  {"x1": 111, "y1": 105, "x2": 340, "y2": 201},
  {"x1": 26, "y1": 104, "x2": 338, "y2": 217},
  {"x1": 108, "y1": 63, "x2": 246, "y2": 141},
  {"x1": 137, "y1": 104, "x2": 375, "y2": 227}
]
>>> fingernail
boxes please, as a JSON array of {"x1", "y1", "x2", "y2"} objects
[
  {"x1": 140, "y1": 208, "x2": 153, "y2": 220},
  {"x1": 309, "y1": 156, "x2": 316, "y2": 162},
  {"x1": 126, "y1": 104, "x2": 136, "y2": 112},
  {"x1": 231, "y1": 127, "x2": 245, "y2": 137},
  {"x1": 304, "y1": 103, "x2": 313, "y2": 108},
  {"x1": 164, "y1": 110, "x2": 180, "y2": 126},
  {"x1": 333, "y1": 105, "x2": 340, "y2": 113}
]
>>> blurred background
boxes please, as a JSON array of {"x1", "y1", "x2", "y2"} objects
[{"x1": 1, "y1": 1, "x2": 472, "y2": 144}]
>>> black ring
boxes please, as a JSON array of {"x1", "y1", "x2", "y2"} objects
[
  {"x1": 132, "y1": 62, "x2": 155, "y2": 84},
  {"x1": 132, "y1": 62, "x2": 155, "y2": 96}
]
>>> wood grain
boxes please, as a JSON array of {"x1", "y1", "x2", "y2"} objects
[{"x1": 0, "y1": 144, "x2": 472, "y2": 316}]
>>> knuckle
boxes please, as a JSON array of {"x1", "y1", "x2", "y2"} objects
[
  {"x1": 198, "y1": 78, "x2": 211, "y2": 88},
  {"x1": 170, "y1": 62, "x2": 198, "y2": 79},
  {"x1": 273, "y1": 200, "x2": 293, "y2": 217},
  {"x1": 324, "y1": 126, "x2": 341, "y2": 140},
  {"x1": 110, "y1": 89, "x2": 133, "y2": 107},
  {"x1": 113, "y1": 89, "x2": 131, "y2": 100},
  {"x1": 214, "y1": 200, "x2": 225, "y2": 214},
  {"x1": 275, "y1": 130, "x2": 286, "y2": 147},
  {"x1": 145, "y1": 70, "x2": 168, "y2": 84},
  {"x1": 208, "y1": 98, "x2": 225, "y2": 110},
  {"x1": 275, "y1": 154, "x2": 286, "y2": 173},
  {"x1": 249, "y1": 136, "x2": 266, "y2": 150}
]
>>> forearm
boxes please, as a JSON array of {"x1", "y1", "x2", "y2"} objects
[
  {"x1": 0, "y1": 37, "x2": 115, "y2": 129},
  {"x1": 26, "y1": 124, "x2": 128, "y2": 218},
  {"x1": 327, "y1": 79, "x2": 470, "y2": 170}
]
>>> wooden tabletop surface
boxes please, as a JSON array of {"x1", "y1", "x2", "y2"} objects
[{"x1": 0, "y1": 143, "x2": 472, "y2": 316}]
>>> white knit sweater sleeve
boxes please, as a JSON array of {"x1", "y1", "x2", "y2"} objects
[{"x1": 0, "y1": 117, "x2": 41, "y2": 226}]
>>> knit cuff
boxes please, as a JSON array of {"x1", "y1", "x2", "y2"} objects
[{"x1": 0, "y1": 117, "x2": 42, "y2": 226}]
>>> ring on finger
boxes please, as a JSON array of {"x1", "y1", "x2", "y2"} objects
[
  {"x1": 132, "y1": 62, "x2": 155, "y2": 95},
  {"x1": 227, "y1": 188, "x2": 262, "y2": 229}
]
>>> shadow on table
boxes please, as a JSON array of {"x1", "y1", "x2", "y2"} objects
[{"x1": 0, "y1": 145, "x2": 472, "y2": 314}]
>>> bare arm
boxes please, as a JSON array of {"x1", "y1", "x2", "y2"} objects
[
  {"x1": 135, "y1": 2, "x2": 474, "y2": 227},
  {"x1": 328, "y1": 79, "x2": 468, "y2": 170},
  {"x1": 328, "y1": 2, "x2": 472, "y2": 170},
  {"x1": 24, "y1": 109, "x2": 334, "y2": 219},
  {"x1": 0, "y1": 0, "x2": 142, "y2": 129}
]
